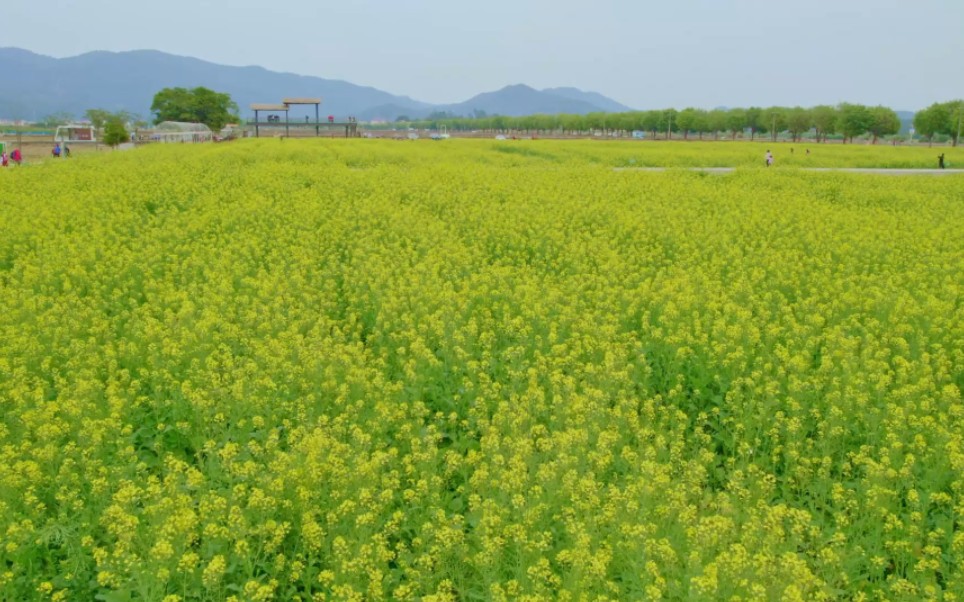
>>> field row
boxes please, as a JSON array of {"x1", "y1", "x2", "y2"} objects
[{"x1": 0, "y1": 140, "x2": 962, "y2": 600}]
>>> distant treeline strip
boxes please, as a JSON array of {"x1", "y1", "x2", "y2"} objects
[{"x1": 392, "y1": 101, "x2": 963, "y2": 145}]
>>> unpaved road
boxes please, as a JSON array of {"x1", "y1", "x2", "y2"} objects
[{"x1": 614, "y1": 167, "x2": 964, "y2": 175}]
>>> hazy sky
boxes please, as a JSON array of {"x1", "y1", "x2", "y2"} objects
[{"x1": 2, "y1": 0, "x2": 961, "y2": 110}]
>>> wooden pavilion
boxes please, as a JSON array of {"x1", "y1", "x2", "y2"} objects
[{"x1": 249, "y1": 98, "x2": 358, "y2": 138}]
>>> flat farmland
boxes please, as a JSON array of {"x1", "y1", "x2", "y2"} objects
[{"x1": 0, "y1": 140, "x2": 962, "y2": 600}]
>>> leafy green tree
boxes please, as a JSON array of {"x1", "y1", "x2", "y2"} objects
[
  {"x1": 626, "y1": 111, "x2": 647, "y2": 134},
  {"x1": 102, "y1": 116, "x2": 129, "y2": 147},
  {"x1": 612, "y1": 112, "x2": 636, "y2": 135},
  {"x1": 706, "y1": 109, "x2": 728, "y2": 140},
  {"x1": 867, "y1": 106, "x2": 900, "y2": 144},
  {"x1": 950, "y1": 100, "x2": 964, "y2": 147},
  {"x1": 914, "y1": 104, "x2": 949, "y2": 146},
  {"x1": 676, "y1": 108, "x2": 709, "y2": 140},
  {"x1": 85, "y1": 109, "x2": 139, "y2": 136},
  {"x1": 811, "y1": 105, "x2": 838, "y2": 142},
  {"x1": 837, "y1": 103, "x2": 872, "y2": 143},
  {"x1": 785, "y1": 107, "x2": 812, "y2": 142},
  {"x1": 586, "y1": 112, "x2": 607, "y2": 134},
  {"x1": 521, "y1": 115, "x2": 537, "y2": 133},
  {"x1": 725, "y1": 108, "x2": 746, "y2": 139},
  {"x1": 150, "y1": 87, "x2": 195, "y2": 122},
  {"x1": 744, "y1": 107, "x2": 763, "y2": 140},
  {"x1": 561, "y1": 114, "x2": 587, "y2": 135},
  {"x1": 641, "y1": 111, "x2": 663, "y2": 138},
  {"x1": 946, "y1": 100, "x2": 964, "y2": 146},
  {"x1": 151, "y1": 86, "x2": 239, "y2": 131},
  {"x1": 915, "y1": 100, "x2": 964, "y2": 146},
  {"x1": 84, "y1": 109, "x2": 112, "y2": 131},
  {"x1": 760, "y1": 107, "x2": 786, "y2": 142},
  {"x1": 535, "y1": 115, "x2": 549, "y2": 134},
  {"x1": 675, "y1": 108, "x2": 701, "y2": 140},
  {"x1": 693, "y1": 109, "x2": 711, "y2": 139}
]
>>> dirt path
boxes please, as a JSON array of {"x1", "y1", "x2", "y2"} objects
[{"x1": 614, "y1": 167, "x2": 964, "y2": 175}]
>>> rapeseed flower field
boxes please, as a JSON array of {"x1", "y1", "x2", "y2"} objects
[{"x1": 0, "y1": 139, "x2": 962, "y2": 600}]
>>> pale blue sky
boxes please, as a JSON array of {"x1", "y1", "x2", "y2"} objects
[{"x1": 2, "y1": 0, "x2": 961, "y2": 110}]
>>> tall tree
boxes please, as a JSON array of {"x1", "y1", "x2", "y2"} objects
[
  {"x1": 641, "y1": 111, "x2": 663, "y2": 138},
  {"x1": 744, "y1": 107, "x2": 763, "y2": 140},
  {"x1": 102, "y1": 115, "x2": 129, "y2": 147},
  {"x1": 785, "y1": 107, "x2": 812, "y2": 142},
  {"x1": 561, "y1": 114, "x2": 587, "y2": 135},
  {"x1": 950, "y1": 100, "x2": 964, "y2": 147},
  {"x1": 150, "y1": 87, "x2": 195, "y2": 122},
  {"x1": 837, "y1": 103, "x2": 872, "y2": 143},
  {"x1": 675, "y1": 108, "x2": 701, "y2": 140},
  {"x1": 811, "y1": 105, "x2": 838, "y2": 142},
  {"x1": 706, "y1": 109, "x2": 728, "y2": 140},
  {"x1": 761, "y1": 107, "x2": 786, "y2": 142},
  {"x1": 913, "y1": 103, "x2": 949, "y2": 146},
  {"x1": 85, "y1": 109, "x2": 138, "y2": 134},
  {"x1": 925, "y1": 100, "x2": 964, "y2": 146},
  {"x1": 692, "y1": 109, "x2": 710, "y2": 139},
  {"x1": 84, "y1": 109, "x2": 112, "y2": 131},
  {"x1": 151, "y1": 87, "x2": 239, "y2": 131},
  {"x1": 629, "y1": 111, "x2": 649, "y2": 135},
  {"x1": 867, "y1": 106, "x2": 900, "y2": 144},
  {"x1": 725, "y1": 108, "x2": 746, "y2": 139}
]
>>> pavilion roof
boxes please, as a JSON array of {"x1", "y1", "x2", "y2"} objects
[
  {"x1": 283, "y1": 97, "x2": 322, "y2": 105},
  {"x1": 250, "y1": 103, "x2": 289, "y2": 111}
]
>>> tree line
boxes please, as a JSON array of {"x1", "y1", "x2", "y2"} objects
[
  {"x1": 33, "y1": 92, "x2": 962, "y2": 147},
  {"x1": 395, "y1": 101, "x2": 963, "y2": 146}
]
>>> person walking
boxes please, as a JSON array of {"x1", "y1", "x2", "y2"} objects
[
  {"x1": 765, "y1": 150, "x2": 774, "y2": 167},
  {"x1": 938, "y1": 153, "x2": 945, "y2": 169},
  {"x1": 11, "y1": 148, "x2": 21, "y2": 165},
  {"x1": 1, "y1": 151, "x2": 8, "y2": 167}
]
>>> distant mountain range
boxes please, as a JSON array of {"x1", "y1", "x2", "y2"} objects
[
  {"x1": 0, "y1": 48, "x2": 633, "y2": 122},
  {"x1": 358, "y1": 84, "x2": 634, "y2": 121}
]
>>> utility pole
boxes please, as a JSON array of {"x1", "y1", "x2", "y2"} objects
[
  {"x1": 956, "y1": 101, "x2": 962, "y2": 147},
  {"x1": 667, "y1": 114, "x2": 672, "y2": 141}
]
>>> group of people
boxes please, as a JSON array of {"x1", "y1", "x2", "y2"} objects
[
  {"x1": 765, "y1": 148, "x2": 949, "y2": 169},
  {"x1": 1, "y1": 143, "x2": 77, "y2": 166},
  {"x1": 1, "y1": 148, "x2": 23, "y2": 167}
]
